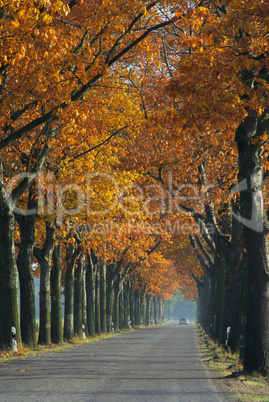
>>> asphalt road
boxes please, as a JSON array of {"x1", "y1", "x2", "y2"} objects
[{"x1": 0, "y1": 322, "x2": 227, "y2": 401}]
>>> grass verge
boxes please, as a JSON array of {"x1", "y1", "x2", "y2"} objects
[{"x1": 196, "y1": 325, "x2": 269, "y2": 401}]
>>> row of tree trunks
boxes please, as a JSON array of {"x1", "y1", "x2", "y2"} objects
[
  {"x1": 1, "y1": 207, "x2": 164, "y2": 348},
  {"x1": 190, "y1": 184, "x2": 247, "y2": 354},
  {"x1": 111, "y1": 278, "x2": 163, "y2": 331},
  {"x1": 195, "y1": 240, "x2": 247, "y2": 351},
  {"x1": 0, "y1": 144, "x2": 50, "y2": 348},
  {"x1": 196, "y1": 108, "x2": 269, "y2": 375}
]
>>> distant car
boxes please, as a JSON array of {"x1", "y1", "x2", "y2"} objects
[{"x1": 179, "y1": 317, "x2": 189, "y2": 325}]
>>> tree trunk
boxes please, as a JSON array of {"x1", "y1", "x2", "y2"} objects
[
  {"x1": 129, "y1": 285, "x2": 134, "y2": 327},
  {"x1": 159, "y1": 298, "x2": 163, "y2": 324},
  {"x1": 64, "y1": 243, "x2": 79, "y2": 341},
  {"x1": 123, "y1": 282, "x2": 130, "y2": 329},
  {"x1": 119, "y1": 287, "x2": 124, "y2": 329},
  {"x1": 95, "y1": 261, "x2": 101, "y2": 335},
  {"x1": 113, "y1": 291, "x2": 120, "y2": 331},
  {"x1": 106, "y1": 275, "x2": 114, "y2": 333},
  {"x1": 34, "y1": 220, "x2": 55, "y2": 345},
  {"x1": 141, "y1": 293, "x2": 146, "y2": 325},
  {"x1": 74, "y1": 254, "x2": 85, "y2": 338},
  {"x1": 82, "y1": 258, "x2": 88, "y2": 337},
  {"x1": 63, "y1": 234, "x2": 82, "y2": 341},
  {"x1": 153, "y1": 297, "x2": 157, "y2": 325},
  {"x1": 243, "y1": 216, "x2": 269, "y2": 374},
  {"x1": 134, "y1": 290, "x2": 139, "y2": 326},
  {"x1": 16, "y1": 210, "x2": 37, "y2": 348},
  {"x1": 63, "y1": 263, "x2": 74, "y2": 340},
  {"x1": 100, "y1": 260, "x2": 107, "y2": 333},
  {"x1": 215, "y1": 249, "x2": 226, "y2": 344},
  {"x1": 0, "y1": 213, "x2": 21, "y2": 348},
  {"x1": 113, "y1": 275, "x2": 121, "y2": 331},
  {"x1": 0, "y1": 155, "x2": 21, "y2": 348},
  {"x1": 236, "y1": 110, "x2": 269, "y2": 374},
  {"x1": 157, "y1": 298, "x2": 161, "y2": 324},
  {"x1": 51, "y1": 240, "x2": 63, "y2": 344},
  {"x1": 86, "y1": 251, "x2": 96, "y2": 336},
  {"x1": 146, "y1": 293, "x2": 152, "y2": 326},
  {"x1": 228, "y1": 253, "x2": 248, "y2": 352},
  {"x1": 106, "y1": 258, "x2": 126, "y2": 332},
  {"x1": 38, "y1": 258, "x2": 51, "y2": 345}
]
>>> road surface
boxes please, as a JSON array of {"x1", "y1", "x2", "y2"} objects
[{"x1": 0, "y1": 322, "x2": 227, "y2": 401}]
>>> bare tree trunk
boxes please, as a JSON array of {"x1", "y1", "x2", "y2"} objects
[
  {"x1": 0, "y1": 153, "x2": 21, "y2": 348},
  {"x1": 74, "y1": 254, "x2": 85, "y2": 338},
  {"x1": 51, "y1": 240, "x2": 63, "y2": 344},
  {"x1": 64, "y1": 241, "x2": 81, "y2": 341},
  {"x1": 34, "y1": 220, "x2": 55, "y2": 345},
  {"x1": 0, "y1": 211, "x2": 21, "y2": 347},
  {"x1": 86, "y1": 250, "x2": 97, "y2": 336},
  {"x1": 95, "y1": 260, "x2": 101, "y2": 335},
  {"x1": 113, "y1": 274, "x2": 121, "y2": 331},
  {"x1": 236, "y1": 110, "x2": 269, "y2": 374},
  {"x1": 16, "y1": 204, "x2": 37, "y2": 348},
  {"x1": 100, "y1": 260, "x2": 107, "y2": 333},
  {"x1": 82, "y1": 259, "x2": 88, "y2": 337}
]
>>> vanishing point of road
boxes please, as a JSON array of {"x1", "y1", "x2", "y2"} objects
[{"x1": 0, "y1": 322, "x2": 227, "y2": 401}]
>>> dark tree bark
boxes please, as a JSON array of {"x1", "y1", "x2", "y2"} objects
[
  {"x1": 81, "y1": 258, "x2": 88, "y2": 337},
  {"x1": 236, "y1": 109, "x2": 269, "y2": 374},
  {"x1": 74, "y1": 254, "x2": 85, "y2": 338},
  {"x1": 140, "y1": 291, "x2": 146, "y2": 325},
  {"x1": 34, "y1": 220, "x2": 55, "y2": 345},
  {"x1": 106, "y1": 265, "x2": 114, "y2": 333},
  {"x1": 129, "y1": 284, "x2": 134, "y2": 327},
  {"x1": 160, "y1": 299, "x2": 164, "y2": 323},
  {"x1": 133, "y1": 290, "x2": 140, "y2": 326},
  {"x1": 146, "y1": 293, "x2": 153, "y2": 326},
  {"x1": 113, "y1": 274, "x2": 121, "y2": 331},
  {"x1": 63, "y1": 239, "x2": 82, "y2": 341},
  {"x1": 153, "y1": 297, "x2": 157, "y2": 325},
  {"x1": 157, "y1": 298, "x2": 161, "y2": 324},
  {"x1": 51, "y1": 240, "x2": 63, "y2": 344},
  {"x1": 86, "y1": 249, "x2": 97, "y2": 336},
  {"x1": 95, "y1": 260, "x2": 101, "y2": 335},
  {"x1": 15, "y1": 188, "x2": 37, "y2": 348},
  {"x1": 100, "y1": 260, "x2": 107, "y2": 333},
  {"x1": 123, "y1": 282, "x2": 130, "y2": 329},
  {"x1": 119, "y1": 287, "x2": 124, "y2": 330},
  {"x1": 106, "y1": 259, "x2": 124, "y2": 332},
  {"x1": 0, "y1": 204, "x2": 21, "y2": 347}
]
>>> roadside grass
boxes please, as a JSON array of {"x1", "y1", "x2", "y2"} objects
[{"x1": 196, "y1": 325, "x2": 269, "y2": 401}]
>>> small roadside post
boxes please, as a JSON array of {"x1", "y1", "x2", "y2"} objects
[
  {"x1": 82, "y1": 324, "x2": 86, "y2": 339},
  {"x1": 11, "y1": 327, "x2": 17, "y2": 353}
]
